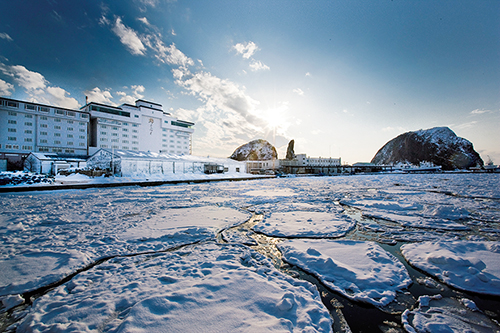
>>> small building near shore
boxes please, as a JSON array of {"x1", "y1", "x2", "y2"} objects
[
  {"x1": 24, "y1": 153, "x2": 87, "y2": 175},
  {"x1": 87, "y1": 149, "x2": 246, "y2": 177},
  {"x1": 280, "y1": 154, "x2": 341, "y2": 175}
]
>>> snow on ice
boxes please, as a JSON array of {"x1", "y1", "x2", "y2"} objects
[
  {"x1": 15, "y1": 244, "x2": 332, "y2": 332},
  {"x1": 402, "y1": 295, "x2": 499, "y2": 333},
  {"x1": 252, "y1": 211, "x2": 356, "y2": 238},
  {"x1": 0, "y1": 172, "x2": 499, "y2": 331},
  {"x1": 401, "y1": 241, "x2": 500, "y2": 296},
  {"x1": 278, "y1": 239, "x2": 412, "y2": 306}
]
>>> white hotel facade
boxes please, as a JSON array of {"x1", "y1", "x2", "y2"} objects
[
  {"x1": 0, "y1": 97, "x2": 194, "y2": 169},
  {"x1": 82, "y1": 99, "x2": 193, "y2": 156}
]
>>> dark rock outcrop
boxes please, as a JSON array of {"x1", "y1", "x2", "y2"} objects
[
  {"x1": 230, "y1": 139, "x2": 278, "y2": 161},
  {"x1": 371, "y1": 127, "x2": 483, "y2": 170},
  {"x1": 286, "y1": 140, "x2": 296, "y2": 160}
]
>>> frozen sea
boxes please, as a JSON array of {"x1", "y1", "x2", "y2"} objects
[{"x1": 1, "y1": 173, "x2": 499, "y2": 332}]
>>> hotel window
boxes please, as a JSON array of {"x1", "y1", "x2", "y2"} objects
[
  {"x1": 67, "y1": 134, "x2": 73, "y2": 138},
  {"x1": 40, "y1": 139, "x2": 47, "y2": 143},
  {"x1": 7, "y1": 137, "x2": 16, "y2": 141},
  {"x1": 122, "y1": 146, "x2": 129, "y2": 150},
  {"x1": 40, "y1": 116, "x2": 48, "y2": 120},
  {"x1": 81, "y1": 114, "x2": 89, "y2": 119},
  {"x1": 122, "y1": 128, "x2": 128, "y2": 132},
  {"x1": 122, "y1": 140, "x2": 129, "y2": 144},
  {"x1": 54, "y1": 126, "x2": 61, "y2": 130},
  {"x1": 112, "y1": 133, "x2": 118, "y2": 137},
  {"x1": 54, "y1": 140, "x2": 61, "y2": 144},
  {"x1": 39, "y1": 106, "x2": 50, "y2": 112},
  {"x1": 112, "y1": 127, "x2": 118, "y2": 131},
  {"x1": 25, "y1": 114, "x2": 33, "y2": 118},
  {"x1": 67, "y1": 142, "x2": 73, "y2": 146},
  {"x1": 22, "y1": 145, "x2": 33, "y2": 150},
  {"x1": 40, "y1": 124, "x2": 48, "y2": 128},
  {"x1": 79, "y1": 128, "x2": 85, "y2": 132},
  {"x1": 100, "y1": 125, "x2": 107, "y2": 129},
  {"x1": 40, "y1": 132, "x2": 47, "y2": 135},
  {"x1": 54, "y1": 133, "x2": 61, "y2": 137},
  {"x1": 25, "y1": 130, "x2": 32, "y2": 134},
  {"x1": 67, "y1": 120, "x2": 74, "y2": 124},
  {"x1": 8, "y1": 120, "x2": 16, "y2": 124},
  {"x1": 79, "y1": 135, "x2": 85, "y2": 139},
  {"x1": 25, "y1": 122, "x2": 33, "y2": 126},
  {"x1": 24, "y1": 138, "x2": 33, "y2": 142},
  {"x1": 54, "y1": 119, "x2": 61, "y2": 122},
  {"x1": 55, "y1": 110, "x2": 65, "y2": 115},
  {"x1": 100, "y1": 131, "x2": 107, "y2": 135},
  {"x1": 25, "y1": 104, "x2": 36, "y2": 110},
  {"x1": 8, "y1": 128, "x2": 16, "y2": 132},
  {"x1": 6, "y1": 101, "x2": 18, "y2": 108},
  {"x1": 67, "y1": 111, "x2": 75, "y2": 117},
  {"x1": 68, "y1": 127, "x2": 74, "y2": 131},
  {"x1": 79, "y1": 142, "x2": 85, "y2": 147},
  {"x1": 79, "y1": 122, "x2": 85, "y2": 126}
]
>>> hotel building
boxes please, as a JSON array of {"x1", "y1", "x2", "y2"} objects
[{"x1": 0, "y1": 97, "x2": 194, "y2": 170}]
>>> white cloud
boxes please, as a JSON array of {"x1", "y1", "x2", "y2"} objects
[
  {"x1": 1, "y1": 64, "x2": 47, "y2": 92},
  {"x1": 233, "y1": 41, "x2": 259, "y2": 59},
  {"x1": 382, "y1": 126, "x2": 405, "y2": 132},
  {"x1": 137, "y1": 17, "x2": 151, "y2": 26},
  {"x1": 0, "y1": 32, "x2": 13, "y2": 41},
  {"x1": 45, "y1": 86, "x2": 80, "y2": 109},
  {"x1": 293, "y1": 88, "x2": 304, "y2": 96},
  {"x1": 116, "y1": 85, "x2": 145, "y2": 104},
  {"x1": 0, "y1": 78, "x2": 14, "y2": 96},
  {"x1": 112, "y1": 17, "x2": 146, "y2": 56},
  {"x1": 0, "y1": 63, "x2": 80, "y2": 108},
  {"x1": 470, "y1": 109, "x2": 491, "y2": 115},
  {"x1": 249, "y1": 60, "x2": 270, "y2": 72},
  {"x1": 85, "y1": 87, "x2": 115, "y2": 105},
  {"x1": 305, "y1": 72, "x2": 312, "y2": 77},
  {"x1": 454, "y1": 121, "x2": 478, "y2": 130}
]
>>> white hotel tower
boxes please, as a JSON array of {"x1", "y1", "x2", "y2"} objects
[{"x1": 81, "y1": 99, "x2": 194, "y2": 156}]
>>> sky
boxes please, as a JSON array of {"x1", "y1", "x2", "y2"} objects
[{"x1": 0, "y1": 0, "x2": 499, "y2": 164}]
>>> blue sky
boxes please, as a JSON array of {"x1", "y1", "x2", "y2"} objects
[{"x1": 1, "y1": 0, "x2": 499, "y2": 164}]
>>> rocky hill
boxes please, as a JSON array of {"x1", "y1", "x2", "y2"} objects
[
  {"x1": 371, "y1": 127, "x2": 483, "y2": 170},
  {"x1": 230, "y1": 139, "x2": 278, "y2": 161}
]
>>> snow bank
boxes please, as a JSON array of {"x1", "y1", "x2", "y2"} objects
[
  {"x1": 401, "y1": 295, "x2": 499, "y2": 333},
  {"x1": 363, "y1": 210, "x2": 470, "y2": 231},
  {"x1": 278, "y1": 239, "x2": 412, "y2": 306},
  {"x1": 253, "y1": 211, "x2": 356, "y2": 238},
  {"x1": 401, "y1": 241, "x2": 500, "y2": 296},
  {"x1": 16, "y1": 243, "x2": 333, "y2": 332}
]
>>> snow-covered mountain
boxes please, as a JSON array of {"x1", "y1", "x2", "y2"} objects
[
  {"x1": 230, "y1": 139, "x2": 278, "y2": 161},
  {"x1": 371, "y1": 127, "x2": 483, "y2": 170}
]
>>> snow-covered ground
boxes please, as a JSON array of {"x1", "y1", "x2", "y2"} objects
[{"x1": 0, "y1": 173, "x2": 499, "y2": 332}]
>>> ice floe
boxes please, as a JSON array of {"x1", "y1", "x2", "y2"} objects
[
  {"x1": 402, "y1": 295, "x2": 499, "y2": 333},
  {"x1": 15, "y1": 243, "x2": 333, "y2": 332},
  {"x1": 401, "y1": 241, "x2": 500, "y2": 296},
  {"x1": 278, "y1": 239, "x2": 412, "y2": 306},
  {"x1": 252, "y1": 211, "x2": 356, "y2": 238}
]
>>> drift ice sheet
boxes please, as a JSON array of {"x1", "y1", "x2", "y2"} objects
[
  {"x1": 401, "y1": 241, "x2": 500, "y2": 296},
  {"x1": 16, "y1": 243, "x2": 333, "y2": 332},
  {"x1": 252, "y1": 211, "x2": 356, "y2": 238},
  {"x1": 278, "y1": 239, "x2": 412, "y2": 306}
]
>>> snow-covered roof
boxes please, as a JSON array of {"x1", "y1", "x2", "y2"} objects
[
  {"x1": 28, "y1": 152, "x2": 87, "y2": 162},
  {"x1": 95, "y1": 149, "x2": 244, "y2": 165}
]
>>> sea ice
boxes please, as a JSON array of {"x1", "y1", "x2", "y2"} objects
[
  {"x1": 401, "y1": 295, "x2": 499, "y2": 333},
  {"x1": 252, "y1": 211, "x2": 356, "y2": 238},
  {"x1": 15, "y1": 243, "x2": 333, "y2": 332},
  {"x1": 401, "y1": 241, "x2": 500, "y2": 296},
  {"x1": 278, "y1": 239, "x2": 412, "y2": 306}
]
